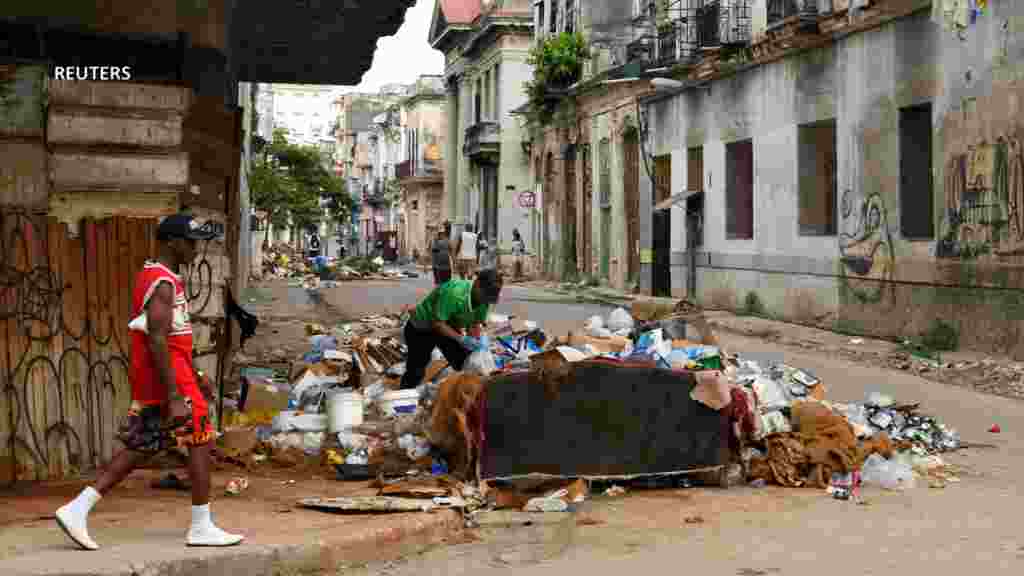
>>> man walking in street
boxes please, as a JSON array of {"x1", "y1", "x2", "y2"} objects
[
  {"x1": 400, "y1": 268, "x2": 503, "y2": 390},
  {"x1": 430, "y1": 221, "x2": 454, "y2": 286},
  {"x1": 56, "y1": 212, "x2": 244, "y2": 550},
  {"x1": 455, "y1": 224, "x2": 478, "y2": 279}
]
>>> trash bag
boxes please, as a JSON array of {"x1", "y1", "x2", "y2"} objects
[
  {"x1": 463, "y1": 349, "x2": 497, "y2": 376},
  {"x1": 860, "y1": 453, "x2": 915, "y2": 491},
  {"x1": 606, "y1": 307, "x2": 635, "y2": 333},
  {"x1": 584, "y1": 315, "x2": 604, "y2": 331}
]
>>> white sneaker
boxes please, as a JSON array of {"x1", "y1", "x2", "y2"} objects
[
  {"x1": 55, "y1": 503, "x2": 99, "y2": 550},
  {"x1": 185, "y1": 524, "x2": 245, "y2": 547}
]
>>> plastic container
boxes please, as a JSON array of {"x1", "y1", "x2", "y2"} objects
[
  {"x1": 377, "y1": 389, "x2": 420, "y2": 418},
  {"x1": 327, "y1": 392, "x2": 364, "y2": 433}
]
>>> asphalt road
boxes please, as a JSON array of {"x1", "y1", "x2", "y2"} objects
[{"x1": 320, "y1": 272, "x2": 614, "y2": 339}]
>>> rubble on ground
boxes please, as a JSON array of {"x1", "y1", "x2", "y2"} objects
[{"x1": 221, "y1": 294, "x2": 973, "y2": 520}]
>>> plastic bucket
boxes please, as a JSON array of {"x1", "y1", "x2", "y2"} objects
[
  {"x1": 378, "y1": 389, "x2": 420, "y2": 418},
  {"x1": 328, "y1": 392, "x2": 364, "y2": 433}
]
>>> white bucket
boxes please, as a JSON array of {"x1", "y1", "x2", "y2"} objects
[
  {"x1": 328, "y1": 392, "x2": 364, "y2": 433},
  {"x1": 377, "y1": 389, "x2": 420, "y2": 418}
]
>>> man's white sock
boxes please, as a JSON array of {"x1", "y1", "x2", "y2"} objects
[
  {"x1": 71, "y1": 486, "x2": 101, "y2": 516},
  {"x1": 191, "y1": 504, "x2": 213, "y2": 530}
]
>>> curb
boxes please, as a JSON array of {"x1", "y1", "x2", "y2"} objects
[{"x1": 3, "y1": 510, "x2": 463, "y2": 576}]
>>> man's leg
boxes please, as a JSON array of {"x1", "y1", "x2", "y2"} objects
[
  {"x1": 434, "y1": 330, "x2": 471, "y2": 371},
  {"x1": 181, "y1": 399, "x2": 243, "y2": 546},
  {"x1": 401, "y1": 322, "x2": 435, "y2": 390},
  {"x1": 56, "y1": 404, "x2": 160, "y2": 550}
]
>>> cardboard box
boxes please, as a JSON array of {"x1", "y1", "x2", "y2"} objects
[
  {"x1": 244, "y1": 380, "x2": 290, "y2": 413},
  {"x1": 567, "y1": 332, "x2": 631, "y2": 354}
]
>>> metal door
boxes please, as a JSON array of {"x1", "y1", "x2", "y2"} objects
[{"x1": 653, "y1": 210, "x2": 671, "y2": 297}]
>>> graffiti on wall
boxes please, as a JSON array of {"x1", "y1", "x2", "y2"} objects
[
  {"x1": 838, "y1": 189, "x2": 896, "y2": 303},
  {"x1": 937, "y1": 137, "x2": 1024, "y2": 259}
]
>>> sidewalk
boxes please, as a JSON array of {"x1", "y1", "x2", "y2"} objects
[{"x1": 0, "y1": 469, "x2": 462, "y2": 576}]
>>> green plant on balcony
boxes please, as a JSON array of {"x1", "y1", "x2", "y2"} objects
[{"x1": 523, "y1": 32, "x2": 590, "y2": 125}]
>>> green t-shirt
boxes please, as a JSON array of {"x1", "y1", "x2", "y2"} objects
[{"x1": 410, "y1": 279, "x2": 489, "y2": 331}]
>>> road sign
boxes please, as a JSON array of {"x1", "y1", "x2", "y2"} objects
[{"x1": 518, "y1": 191, "x2": 536, "y2": 208}]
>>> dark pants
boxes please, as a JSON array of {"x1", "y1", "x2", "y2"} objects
[
  {"x1": 401, "y1": 322, "x2": 469, "y2": 389},
  {"x1": 432, "y1": 268, "x2": 452, "y2": 286}
]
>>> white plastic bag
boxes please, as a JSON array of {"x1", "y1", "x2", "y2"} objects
[
  {"x1": 584, "y1": 315, "x2": 604, "y2": 331},
  {"x1": 861, "y1": 454, "x2": 916, "y2": 491},
  {"x1": 606, "y1": 308, "x2": 635, "y2": 333},
  {"x1": 463, "y1": 349, "x2": 497, "y2": 376}
]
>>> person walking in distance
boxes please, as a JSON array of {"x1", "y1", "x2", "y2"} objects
[
  {"x1": 55, "y1": 213, "x2": 244, "y2": 550},
  {"x1": 431, "y1": 221, "x2": 454, "y2": 286},
  {"x1": 455, "y1": 224, "x2": 479, "y2": 279},
  {"x1": 511, "y1": 228, "x2": 525, "y2": 280}
]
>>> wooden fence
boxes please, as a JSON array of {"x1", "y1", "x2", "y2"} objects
[{"x1": 0, "y1": 209, "x2": 220, "y2": 484}]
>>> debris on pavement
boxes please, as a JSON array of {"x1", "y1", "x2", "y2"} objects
[{"x1": 221, "y1": 291, "x2": 975, "y2": 524}]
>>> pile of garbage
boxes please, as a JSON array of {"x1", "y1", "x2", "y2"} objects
[{"x1": 220, "y1": 296, "x2": 969, "y2": 511}]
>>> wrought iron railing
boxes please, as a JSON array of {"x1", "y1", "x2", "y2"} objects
[
  {"x1": 698, "y1": 0, "x2": 752, "y2": 49},
  {"x1": 767, "y1": 0, "x2": 818, "y2": 28}
]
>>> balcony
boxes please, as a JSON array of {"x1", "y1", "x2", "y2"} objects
[
  {"x1": 397, "y1": 158, "x2": 444, "y2": 183},
  {"x1": 698, "y1": 0, "x2": 752, "y2": 49},
  {"x1": 463, "y1": 121, "x2": 501, "y2": 163},
  {"x1": 767, "y1": 0, "x2": 819, "y2": 29}
]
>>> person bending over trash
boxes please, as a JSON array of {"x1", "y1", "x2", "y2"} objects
[{"x1": 400, "y1": 268, "x2": 503, "y2": 389}]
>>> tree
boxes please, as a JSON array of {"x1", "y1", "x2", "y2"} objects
[{"x1": 250, "y1": 128, "x2": 354, "y2": 247}]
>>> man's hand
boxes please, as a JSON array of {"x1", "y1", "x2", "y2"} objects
[{"x1": 164, "y1": 397, "x2": 189, "y2": 427}]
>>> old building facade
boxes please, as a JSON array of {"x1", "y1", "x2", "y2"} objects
[
  {"x1": 397, "y1": 76, "x2": 449, "y2": 261},
  {"x1": 431, "y1": 0, "x2": 536, "y2": 267},
  {"x1": 639, "y1": 0, "x2": 1024, "y2": 359}
]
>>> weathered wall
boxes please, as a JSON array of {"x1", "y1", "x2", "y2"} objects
[{"x1": 647, "y1": 4, "x2": 1024, "y2": 358}]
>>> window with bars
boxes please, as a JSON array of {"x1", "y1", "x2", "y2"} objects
[{"x1": 565, "y1": 0, "x2": 576, "y2": 34}]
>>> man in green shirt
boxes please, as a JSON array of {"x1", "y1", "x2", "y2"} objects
[{"x1": 401, "y1": 268, "x2": 503, "y2": 389}]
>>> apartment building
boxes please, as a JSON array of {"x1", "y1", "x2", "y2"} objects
[
  {"x1": 638, "y1": 0, "x2": 1024, "y2": 359},
  {"x1": 397, "y1": 76, "x2": 449, "y2": 260},
  {"x1": 430, "y1": 0, "x2": 536, "y2": 266}
]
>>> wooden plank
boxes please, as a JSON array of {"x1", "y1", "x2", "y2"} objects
[
  {"x1": 95, "y1": 220, "x2": 115, "y2": 466},
  {"x1": 83, "y1": 219, "x2": 107, "y2": 465},
  {"x1": 26, "y1": 216, "x2": 49, "y2": 480},
  {"x1": 0, "y1": 141, "x2": 49, "y2": 211},
  {"x1": 0, "y1": 211, "x2": 16, "y2": 483},
  {"x1": 48, "y1": 81, "x2": 191, "y2": 111},
  {"x1": 45, "y1": 219, "x2": 70, "y2": 478},
  {"x1": 49, "y1": 151, "x2": 189, "y2": 191},
  {"x1": 59, "y1": 220, "x2": 89, "y2": 469},
  {"x1": 47, "y1": 107, "x2": 184, "y2": 148}
]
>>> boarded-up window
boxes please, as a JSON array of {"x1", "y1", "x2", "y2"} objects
[
  {"x1": 798, "y1": 119, "x2": 837, "y2": 236},
  {"x1": 654, "y1": 155, "x2": 671, "y2": 204},
  {"x1": 687, "y1": 147, "x2": 703, "y2": 193},
  {"x1": 900, "y1": 103, "x2": 934, "y2": 239},
  {"x1": 599, "y1": 138, "x2": 611, "y2": 206},
  {"x1": 726, "y1": 139, "x2": 754, "y2": 239}
]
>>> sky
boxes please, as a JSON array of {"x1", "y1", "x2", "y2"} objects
[{"x1": 346, "y1": 0, "x2": 445, "y2": 93}]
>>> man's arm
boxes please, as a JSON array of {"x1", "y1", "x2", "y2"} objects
[
  {"x1": 431, "y1": 320, "x2": 463, "y2": 341},
  {"x1": 145, "y1": 283, "x2": 177, "y2": 404}
]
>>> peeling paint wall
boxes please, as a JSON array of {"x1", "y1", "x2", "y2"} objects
[{"x1": 647, "y1": 4, "x2": 1024, "y2": 358}]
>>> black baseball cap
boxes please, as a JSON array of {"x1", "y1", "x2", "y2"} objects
[
  {"x1": 156, "y1": 213, "x2": 219, "y2": 241},
  {"x1": 476, "y1": 268, "x2": 503, "y2": 305}
]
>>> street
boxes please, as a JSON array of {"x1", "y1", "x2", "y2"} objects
[{"x1": 242, "y1": 276, "x2": 1024, "y2": 576}]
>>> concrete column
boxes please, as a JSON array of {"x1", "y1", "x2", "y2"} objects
[{"x1": 446, "y1": 81, "x2": 459, "y2": 222}]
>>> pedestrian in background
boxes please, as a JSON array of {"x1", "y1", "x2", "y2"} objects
[
  {"x1": 511, "y1": 228, "x2": 525, "y2": 280},
  {"x1": 455, "y1": 224, "x2": 478, "y2": 279},
  {"x1": 431, "y1": 221, "x2": 454, "y2": 286},
  {"x1": 56, "y1": 213, "x2": 243, "y2": 550}
]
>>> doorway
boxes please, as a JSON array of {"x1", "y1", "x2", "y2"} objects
[
  {"x1": 624, "y1": 130, "x2": 640, "y2": 286},
  {"x1": 685, "y1": 193, "x2": 704, "y2": 298},
  {"x1": 581, "y1": 144, "x2": 593, "y2": 278},
  {"x1": 564, "y1": 146, "x2": 578, "y2": 279},
  {"x1": 653, "y1": 209, "x2": 671, "y2": 296}
]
